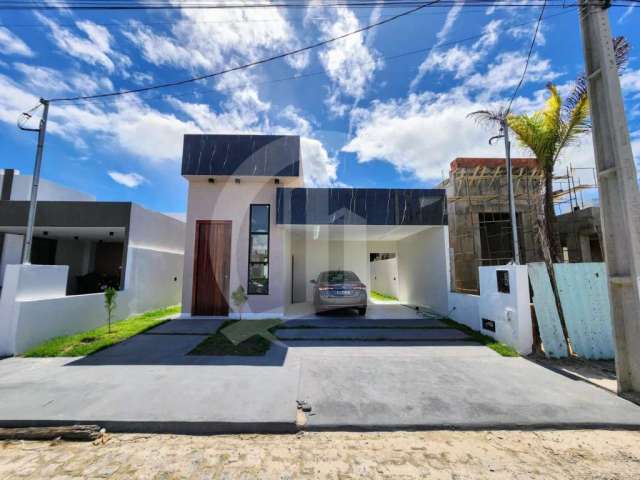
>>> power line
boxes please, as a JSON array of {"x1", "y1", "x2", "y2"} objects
[
  {"x1": 0, "y1": 7, "x2": 520, "y2": 29},
  {"x1": 0, "y1": 0, "x2": 633, "y2": 10},
  {"x1": 75, "y1": 7, "x2": 574, "y2": 106},
  {"x1": 506, "y1": 0, "x2": 547, "y2": 112},
  {"x1": 48, "y1": 0, "x2": 441, "y2": 103}
]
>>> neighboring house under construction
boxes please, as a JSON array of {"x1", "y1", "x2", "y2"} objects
[{"x1": 442, "y1": 157, "x2": 602, "y2": 294}]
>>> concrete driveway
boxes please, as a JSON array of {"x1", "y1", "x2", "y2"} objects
[
  {"x1": 284, "y1": 301, "x2": 424, "y2": 320},
  {"x1": 0, "y1": 317, "x2": 639, "y2": 433}
]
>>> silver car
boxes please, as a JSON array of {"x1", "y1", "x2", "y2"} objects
[{"x1": 311, "y1": 270, "x2": 367, "y2": 315}]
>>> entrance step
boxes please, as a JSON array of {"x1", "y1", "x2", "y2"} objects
[
  {"x1": 280, "y1": 318, "x2": 448, "y2": 329},
  {"x1": 275, "y1": 328, "x2": 470, "y2": 341}
]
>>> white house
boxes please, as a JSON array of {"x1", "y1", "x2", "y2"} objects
[{"x1": 0, "y1": 169, "x2": 185, "y2": 355}]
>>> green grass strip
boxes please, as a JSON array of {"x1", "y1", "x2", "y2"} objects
[
  {"x1": 189, "y1": 321, "x2": 272, "y2": 356},
  {"x1": 369, "y1": 291, "x2": 399, "y2": 302},
  {"x1": 23, "y1": 305, "x2": 180, "y2": 357},
  {"x1": 441, "y1": 318, "x2": 520, "y2": 357}
]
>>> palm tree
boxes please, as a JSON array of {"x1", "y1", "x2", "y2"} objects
[
  {"x1": 507, "y1": 83, "x2": 589, "y2": 261},
  {"x1": 469, "y1": 36, "x2": 629, "y2": 262}
]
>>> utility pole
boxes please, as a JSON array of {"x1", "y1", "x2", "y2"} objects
[
  {"x1": 578, "y1": 0, "x2": 640, "y2": 394},
  {"x1": 502, "y1": 118, "x2": 521, "y2": 264},
  {"x1": 18, "y1": 98, "x2": 49, "y2": 264}
]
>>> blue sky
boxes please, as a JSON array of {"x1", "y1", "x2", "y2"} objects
[{"x1": 0, "y1": 2, "x2": 638, "y2": 215}]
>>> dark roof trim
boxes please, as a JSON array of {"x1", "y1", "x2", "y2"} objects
[
  {"x1": 182, "y1": 134, "x2": 300, "y2": 177},
  {"x1": 276, "y1": 188, "x2": 447, "y2": 226},
  {"x1": 0, "y1": 201, "x2": 132, "y2": 228}
]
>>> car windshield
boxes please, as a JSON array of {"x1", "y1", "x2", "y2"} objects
[{"x1": 318, "y1": 271, "x2": 360, "y2": 283}]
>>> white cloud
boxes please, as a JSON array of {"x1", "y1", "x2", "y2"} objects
[
  {"x1": 464, "y1": 52, "x2": 559, "y2": 98},
  {"x1": 619, "y1": 4, "x2": 636, "y2": 23},
  {"x1": 300, "y1": 137, "x2": 338, "y2": 186},
  {"x1": 13, "y1": 63, "x2": 113, "y2": 96},
  {"x1": 411, "y1": 19, "x2": 501, "y2": 88},
  {"x1": 108, "y1": 171, "x2": 147, "y2": 188},
  {"x1": 344, "y1": 45, "x2": 573, "y2": 184},
  {"x1": 0, "y1": 27, "x2": 34, "y2": 57},
  {"x1": 507, "y1": 22, "x2": 546, "y2": 46},
  {"x1": 305, "y1": 5, "x2": 381, "y2": 115},
  {"x1": 344, "y1": 91, "x2": 504, "y2": 182},
  {"x1": 36, "y1": 13, "x2": 130, "y2": 73},
  {"x1": 621, "y1": 68, "x2": 640, "y2": 94},
  {"x1": 124, "y1": 2, "x2": 305, "y2": 72},
  {"x1": 436, "y1": 2, "x2": 465, "y2": 44}
]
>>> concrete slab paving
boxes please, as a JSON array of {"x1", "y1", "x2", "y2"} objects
[
  {"x1": 1, "y1": 321, "x2": 640, "y2": 433},
  {"x1": 276, "y1": 328, "x2": 470, "y2": 341},
  {"x1": 145, "y1": 318, "x2": 224, "y2": 335},
  {"x1": 296, "y1": 354, "x2": 640, "y2": 429},
  {"x1": 0, "y1": 345, "x2": 298, "y2": 434}
]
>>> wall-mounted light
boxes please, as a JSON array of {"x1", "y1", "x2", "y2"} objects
[
  {"x1": 208, "y1": 178, "x2": 215, "y2": 184},
  {"x1": 109, "y1": 231, "x2": 114, "y2": 237},
  {"x1": 43, "y1": 231, "x2": 48, "y2": 236},
  {"x1": 235, "y1": 178, "x2": 241, "y2": 184},
  {"x1": 74, "y1": 236, "x2": 79, "y2": 240},
  {"x1": 274, "y1": 178, "x2": 280, "y2": 185}
]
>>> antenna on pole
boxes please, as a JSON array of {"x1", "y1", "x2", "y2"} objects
[{"x1": 17, "y1": 98, "x2": 50, "y2": 264}]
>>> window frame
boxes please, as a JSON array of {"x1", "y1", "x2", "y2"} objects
[{"x1": 247, "y1": 204, "x2": 270, "y2": 295}]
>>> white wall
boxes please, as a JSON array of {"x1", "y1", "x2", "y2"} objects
[
  {"x1": 370, "y1": 257, "x2": 399, "y2": 298},
  {"x1": 290, "y1": 236, "x2": 396, "y2": 303},
  {"x1": 182, "y1": 177, "x2": 301, "y2": 316},
  {"x1": 479, "y1": 265, "x2": 533, "y2": 355},
  {"x1": 397, "y1": 227, "x2": 449, "y2": 315},
  {"x1": 2, "y1": 173, "x2": 95, "y2": 202},
  {"x1": 448, "y1": 291, "x2": 480, "y2": 330},
  {"x1": 446, "y1": 266, "x2": 533, "y2": 354},
  {"x1": 0, "y1": 248, "x2": 183, "y2": 356},
  {"x1": 0, "y1": 234, "x2": 23, "y2": 288}
]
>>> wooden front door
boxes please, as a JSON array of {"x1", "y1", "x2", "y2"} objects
[{"x1": 192, "y1": 220, "x2": 232, "y2": 316}]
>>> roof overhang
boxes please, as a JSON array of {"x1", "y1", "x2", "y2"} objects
[{"x1": 276, "y1": 188, "x2": 447, "y2": 226}]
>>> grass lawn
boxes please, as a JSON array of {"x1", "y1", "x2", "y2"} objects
[
  {"x1": 369, "y1": 291, "x2": 399, "y2": 302},
  {"x1": 441, "y1": 318, "x2": 519, "y2": 357},
  {"x1": 23, "y1": 305, "x2": 180, "y2": 357},
  {"x1": 189, "y1": 321, "x2": 273, "y2": 356}
]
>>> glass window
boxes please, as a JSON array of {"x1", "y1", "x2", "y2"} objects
[
  {"x1": 250, "y1": 205, "x2": 269, "y2": 233},
  {"x1": 248, "y1": 204, "x2": 269, "y2": 294}
]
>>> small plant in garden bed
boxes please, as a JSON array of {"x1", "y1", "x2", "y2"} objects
[{"x1": 23, "y1": 305, "x2": 180, "y2": 357}]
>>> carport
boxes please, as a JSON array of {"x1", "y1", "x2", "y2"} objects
[{"x1": 276, "y1": 187, "x2": 449, "y2": 318}]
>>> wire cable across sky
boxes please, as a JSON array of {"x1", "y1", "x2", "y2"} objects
[{"x1": 48, "y1": 0, "x2": 442, "y2": 102}]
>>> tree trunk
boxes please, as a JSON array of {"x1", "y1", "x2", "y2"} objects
[{"x1": 543, "y1": 168, "x2": 561, "y2": 262}]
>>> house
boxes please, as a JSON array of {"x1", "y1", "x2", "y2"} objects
[
  {"x1": 0, "y1": 169, "x2": 185, "y2": 355},
  {"x1": 180, "y1": 134, "x2": 449, "y2": 319}
]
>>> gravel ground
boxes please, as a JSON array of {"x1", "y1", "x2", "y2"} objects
[{"x1": 1, "y1": 430, "x2": 640, "y2": 479}]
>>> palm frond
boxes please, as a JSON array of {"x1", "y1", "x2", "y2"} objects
[
  {"x1": 564, "y1": 36, "x2": 630, "y2": 114},
  {"x1": 467, "y1": 108, "x2": 508, "y2": 131},
  {"x1": 554, "y1": 93, "x2": 591, "y2": 163}
]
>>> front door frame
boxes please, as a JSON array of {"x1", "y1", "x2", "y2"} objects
[{"x1": 191, "y1": 219, "x2": 232, "y2": 316}]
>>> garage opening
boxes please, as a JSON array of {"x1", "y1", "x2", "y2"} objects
[{"x1": 284, "y1": 225, "x2": 448, "y2": 319}]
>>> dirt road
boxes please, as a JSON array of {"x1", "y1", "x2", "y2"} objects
[{"x1": 1, "y1": 430, "x2": 639, "y2": 479}]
